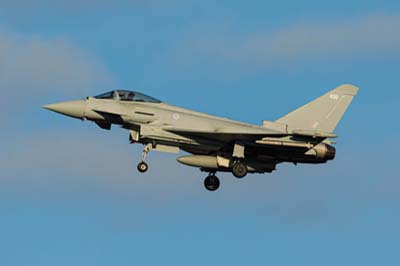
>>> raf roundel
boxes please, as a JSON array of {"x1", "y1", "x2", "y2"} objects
[{"x1": 172, "y1": 113, "x2": 180, "y2": 120}]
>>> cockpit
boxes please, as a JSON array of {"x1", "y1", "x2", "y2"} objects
[{"x1": 94, "y1": 90, "x2": 162, "y2": 103}]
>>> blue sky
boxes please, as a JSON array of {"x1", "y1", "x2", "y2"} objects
[{"x1": 1, "y1": 1, "x2": 399, "y2": 265}]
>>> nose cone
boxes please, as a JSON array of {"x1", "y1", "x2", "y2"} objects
[{"x1": 43, "y1": 100, "x2": 86, "y2": 119}]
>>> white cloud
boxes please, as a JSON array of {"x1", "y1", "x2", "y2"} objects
[
  {"x1": 0, "y1": 31, "x2": 115, "y2": 109},
  {"x1": 0, "y1": 130, "x2": 201, "y2": 204},
  {"x1": 178, "y1": 14, "x2": 400, "y2": 66},
  {"x1": 0, "y1": 0, "x2": 179, "y2": 15}
]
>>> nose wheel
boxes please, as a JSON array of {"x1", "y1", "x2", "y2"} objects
[
  {"x1": 137, "y1": 161, "x2": 148, "y2": 173},
  {"x1": 204, "y1": 174, "x2": 220, "y2": 192},
  {"x1": 137, "y1": 144, "x2": 151, "y2": 174}
]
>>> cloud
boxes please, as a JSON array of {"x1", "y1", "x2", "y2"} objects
[
  {"x1": 0, "y1": 0, "x2": 180, "y2": 15},
  {"x1": 178, "y1": 14, "x2": 400, "y2": 67},
  {"x1": 0, "y1": 31, "x2": 115, "y2": 110},
  {"x1": 0, "y1": 129, "x2": 201, "y2": 205}
]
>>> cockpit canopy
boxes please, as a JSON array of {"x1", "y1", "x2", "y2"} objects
[{"x1": 94, "y1": 90, "x2": 161, "y2": 103}]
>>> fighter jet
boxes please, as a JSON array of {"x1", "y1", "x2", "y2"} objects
[{"x1": 44, "y1": 84, "x2": 359, "y2": 191}]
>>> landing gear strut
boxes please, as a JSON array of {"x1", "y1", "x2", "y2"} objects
[
  {"x1": 204, "y1": 173, "x2": 220, "y2": 192},
  {"x1": 137, "y1": 144, "x2": 151, "y2": 173}
]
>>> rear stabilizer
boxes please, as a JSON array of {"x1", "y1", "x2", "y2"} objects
[{"x1": 276, "y1": 84, "x2": 359, "y2": 133}]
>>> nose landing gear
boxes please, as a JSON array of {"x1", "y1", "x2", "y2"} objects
[
  {"x1": 137, "y1": 161, "x2": 149, "y2": 173},
  {"x1": 137, "y1": 144, "x2": 151, "y2": 173}
]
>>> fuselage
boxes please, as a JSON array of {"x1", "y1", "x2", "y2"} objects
[{"x1": 45, "y1": 95, "x2": 334, "y2": 166}]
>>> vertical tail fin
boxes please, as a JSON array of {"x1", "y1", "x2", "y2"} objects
[{"x1": 276, "y1": 84, "x2": 359, "y2": 133}]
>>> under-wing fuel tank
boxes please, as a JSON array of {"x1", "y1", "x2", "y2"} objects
[{"x1": 177, "y1": 155, "x2": 276, "y2": 173}]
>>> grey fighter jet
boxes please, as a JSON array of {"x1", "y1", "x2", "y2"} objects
[{"x1": 44, "y1": 84, "x2": 359, "y2": 191}]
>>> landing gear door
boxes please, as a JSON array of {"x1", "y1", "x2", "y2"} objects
[{"x1": 130, "y1": 130, "x2": 140, "y2": 143}]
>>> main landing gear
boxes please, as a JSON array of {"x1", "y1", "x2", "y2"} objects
[
  {"x1": 232, "y1": 161, "x2": 248, "y2": 179},
  {"x1": 232, "y1": 143, "x2": 248, "y2": 179},
  {"x1": 137, "y1": 144, "x2": 151, "y2": 173},
  {"x1": 204, "y1": 173, "x2": 220, "y2": 192},
  {"x1": 203, "y1": 160, "x2": 248, "y2": 191}
]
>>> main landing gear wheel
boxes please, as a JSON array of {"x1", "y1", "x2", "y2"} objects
[
  {"x1": 232, "y1": 162, "x2": 248, "y2": 179},
  {"x1": 204, "y1": 175, "x2": 220, "y2": 192},
  {"x1": 137, "y1": 161, "x2": 148, "y2": 173}
]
